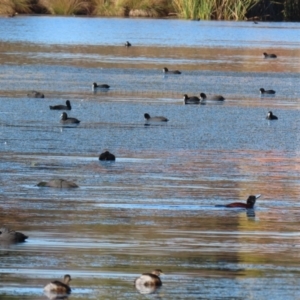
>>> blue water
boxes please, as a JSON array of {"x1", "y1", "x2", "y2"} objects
[
  {"x1": 0, "y1": 17, "x2": 300, "y2": 48},
  {"x1": 0, "y1": 97, "x2": 298, "y2": 154},
  {"x1": 1, "y1": 17, "x2": 300, "y2": 300}
]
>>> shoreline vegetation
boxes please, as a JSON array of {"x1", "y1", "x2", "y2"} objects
[{"x1": 0, "y1": 0, "x2": 299, "y2": 21}]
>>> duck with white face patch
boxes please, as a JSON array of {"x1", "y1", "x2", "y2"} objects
[
  {"x1": 266, "y1": 111, "x2": 278, "y2": 120},
  {"x1": 44, "y1": 274, "x2": 72, "y2": 298},
  {"x1": 134, "y1": 269, "x2": 164, "y2": 294}
]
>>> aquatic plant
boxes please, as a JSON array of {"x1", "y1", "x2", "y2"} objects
[
  {"x1": 39, "y1": 0, "x2": 91, "y2": 15},
  {"x1": 0, "y1": 0, "x2": 33, "y2": 15},
  {"x1": 173, "y1": 0, "x2": 260, "y2": 20},
  {"x1": 214, "y1": 0, "x2": 260, "y2": 20},
  {"x1": 172, "y1": 0, "x2": 211, "y2": 20},
  {"x1": 283, "y1": 0, "x2": 300, "y2": 21}
]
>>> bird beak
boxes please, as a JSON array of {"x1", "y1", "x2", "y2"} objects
[{"x1": 255, "y1": 194, "x2": 261, "y2": 199}]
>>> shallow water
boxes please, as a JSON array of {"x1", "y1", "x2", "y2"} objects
[{"x1": 1, "y1": 17, "x2": 300, "y2": 300}]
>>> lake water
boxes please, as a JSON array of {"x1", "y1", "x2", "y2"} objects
[{"x1": 0, "y1": 16, "x2": 300, "y2": 300}]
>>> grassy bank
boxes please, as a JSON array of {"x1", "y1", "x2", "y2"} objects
[{"x1": 1, "y1": 0, "x2": 299, "y2": 21}]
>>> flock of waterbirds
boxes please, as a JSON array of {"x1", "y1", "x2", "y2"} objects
[
  {"x1": 1, "y1": 41, "x2": 279, "y2": 298},
  {"x1": 25, "y1": 48, "x2": 279, "y2": 126}
]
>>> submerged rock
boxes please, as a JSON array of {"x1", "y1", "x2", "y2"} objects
[{"x1": 37, "y1": 179, "x2": 78, "y2": 188}]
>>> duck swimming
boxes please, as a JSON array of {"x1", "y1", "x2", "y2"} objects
[
  {"x1": 266, "y1": 111, "x2": 278, "y2": 120},
  {"x1": 0, "y1": 226, "x2": 28, "y2": 243},
  {"x1": 37, "y1": 179, "x2": 79, "y2": 188},
  {"x1": 135, "y1": 269, "x2": 163, "y2": 288},
  {"x1": 134, "y1": 269, "x2": 163, "y2": 294},
  {"x1": 44, "y1": 274, "x2": 71, "y2": 295},
  {"x1": 216, "y1": 195, "x2": 261, "y2": 209},
  {"x1": 200, "y1": 92, "x2": 225, "y2": 101},
  {"x1": 260, "y1": 88, "x2": 276, "y2": 95},
  {"x1": 92, "y1": 82, "x2": 110, "y2": 90},
  {"x1": 263, "y1": 52, "x2": 277, "y2": 58},
  {"x1": 60, "y1": 112, "x2": 80, "y2": 125},
  {"x1": 27, "y1": 90, "x2": 45, "y2": 98},
  {"x1": 163, "y1": 67, "x2": 181, "y2": 74},
  {"x1": 183, "y1": 94, "x2": 200, "y2": 104},
  {"x1": 144, "y1": 113, "x2": 168, "y2": 122},
  {"x1": 99, "y1": 151, "x2": 116, "y2": 161},
  {"x1": 50, "y1": 100, "x2": 71, "y2": 110}
]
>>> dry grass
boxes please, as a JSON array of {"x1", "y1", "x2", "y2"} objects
[
  {"x1": 91, "y1": 0, "x2": 124, "y2": 16},
  {"x1": 116, "y1": 0, "x2": 171, "y2": 17},
  {"x1": 39, "y1": 0, "x2": 91, "y2": 15},
  {"x1": 129, "y1": 8, "x2": 161, "y2": 17},
  {"x1": 0, "y1": 0, "x2": 33, "y2": 15}
]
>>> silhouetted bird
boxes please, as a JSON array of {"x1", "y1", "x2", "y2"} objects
[
  {"x1": 50, "y1": 100, "x2": 71, "y2": 110},
  {"x1": 99, "y1": 151, "x2": 116, "y2": 161},
  {"x1": 144, "y1": 113, "x2": 168, "y2": 122},
  {"x1": 163, "y1": 67, "x2": 181, "y2": 74},
  {"x1": 60, "y1": 112, "x2": 80, "y2": 125},
  {"x1": 266, "y1": 111, "x2": 278, "y2": 120},
  {"x1": 263, "y1": 52, "x2": 277, "y2": 58}
]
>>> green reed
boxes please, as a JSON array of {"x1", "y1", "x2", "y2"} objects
[
  {"x1": 173, "y1": 0, "x2": 259, "y2": 20},
  {"x1": 172, "y1": 0, "x2": 202, "y2": 19},
  {"x1": 283, "y1": 0, "x2": 300, "y2": 21},
  {"x1": 217, "y1": 0, "x2": 259, "y2": 20}
]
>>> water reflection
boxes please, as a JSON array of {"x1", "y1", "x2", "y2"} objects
[
  {"x1": 135, "y1": 285, "x2": 161, "y2": 295},
  {"x1": 246, "y1": 209, "x2": 256, "y2": 219},
  {"x1": 44, "y1": 291, "x2": 69, "y2": 300}
]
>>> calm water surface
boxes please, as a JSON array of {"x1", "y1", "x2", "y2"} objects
[{"x1": 0, "y1": 17, "x2": 300, "y2": 300}]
